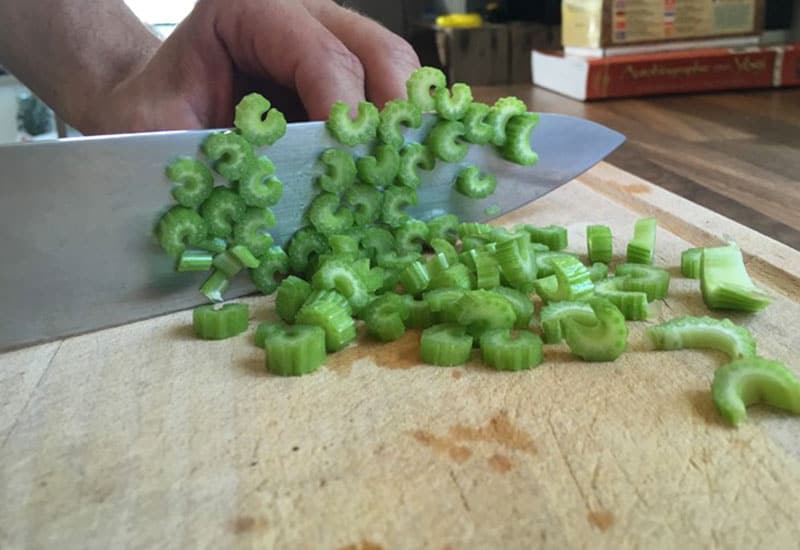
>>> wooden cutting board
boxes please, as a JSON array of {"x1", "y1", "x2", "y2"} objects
[{"x1": 2, "y1": 162, "x2": 799, "y2": 549}]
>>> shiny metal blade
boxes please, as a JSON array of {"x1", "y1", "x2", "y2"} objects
[{"x1": 0, "y1": 114, "x2": 624, "y2": 350}]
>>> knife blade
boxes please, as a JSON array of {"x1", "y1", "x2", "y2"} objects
[{"x1": 0, "y1": 114, "x2": 624, "y2": 350}]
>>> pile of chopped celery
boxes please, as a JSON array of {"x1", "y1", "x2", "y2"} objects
[{"x1": 153, "y1": 67, "x2": 798, "y2": 428}]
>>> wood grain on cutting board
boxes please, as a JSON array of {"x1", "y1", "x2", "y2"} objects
[{"x1": 1, "y1": 163, "x2": 799, "y2": 550}]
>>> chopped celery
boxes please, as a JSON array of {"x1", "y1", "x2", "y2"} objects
[
  {"x1": 593, "y1": 277, "x2": 649, "y2": 321},
  {"x1": 534, "y1": 251, "x2": 577, "y2": 278},
  {"x1": 406, "y1": 66, "x2": 447, "y2": 112},
  {"x1": 681, "y1": 247, "x2": 703, "y2": 279},
  {"x1": 462, "y1": 102, "x2": 493, "y2": 144},
  {"x1": 480, "y1": 329, "x2": 543, "y2": 371},
  {"x1": 427, "y1": 214, "x2": 460, "y2": 244},
  {"x1": 326, "y1": 100, "x2": 379, "y2": 146},
  {"x1": 192, "y1": 303, "x2": 249, "y2": 340},
  {"x1": 700, "y1": 245, "x2": 771, "y2": 312},
  {"x1": 420, "y1": 324, "x2": 473, "y2": 366},
  {"x1": 234, "y1": 93, "x2": 286, "y2": 147},
  {"x1": 363, "y1": 293, "x2": 410, "y2": 342},
  {"x1": 327, "y1": 234, "x2": 360, "y2": 259},
  {"x1": 399, "y1": 261, "x2": 431, "y2": 295},
  {"x1": 239, "y1": 156, "x2": 283, "y2": 208},
  {"x1": 308, "y1": 192, "x2": 353, "y2": 234},
  {"x1": 522, "y1": 225, "x2": 568, "y2": 251},
  {"x1": 471, "y1": 248, "x2": 501, "y2": 289},
  {"x1": 626, "y1": 217, "x2": 657, "y2": 265},
  {"x1": 712, "y1": 357, "x2": 800, "y2": 426},
  {"x1": 200, "y1": 270, "x2": 230, "y2": 303},
  {"x1": 311, "y1": 258, "x2": 370, "y2": 314},
  {"x1": 430, "y1": 238, "x2": 459, "y2": 265},
  {"x1": 534, "y1": 256, "x2": 594, "y2": 304},
  {"x1": 423, "y1": 288, "x2": 467, "y2": 324},
  {"x1": 491, "y1": 286, "x2": 534, "y2": 329},
  {"x1": 359, "y1": 227, "x2": 395, "y2": 260},
  {"x1": 157, "y1": 206, "x2": 208, "y2": 258},
  {"x1": 250, "y1": 246, "x2": 289, "y2": 295},
  {"x1": 255, "y1": 321, "x2": 284, "y2": 348},
  {"x1": 486, "y1": 97, "x2": 526, "y2": 147},
  {"x1": 540, "y1": 301, "x2": 596, "y2": 344},
  {"x1": 165, "y1": 157, "x2": 213, "y2": 209},
  {"x1": 456, "y1": 289, "x2": 517, "y2": 339},
  {"x1": 429, "y1": 264, "x2": 474, "y2": 291},
  {"x1": 494, "y1": 235, "x2": 537, "y2": 292},
  {"x1": 195, "y1": 237, "x2": 228, "y2": 254},
  {"x1": 177, "y1": 250, "x2": 213, "y2": 272},
  {"x1": 614, "y1": 263, "x2": 670, "y2": 301},
  {"x1": 426, "y1": 120, "x2": 469, "y2": 163},
  {"x1": 500, "y1": 113, "x2": 539, "y2": 166},
  {"x1": 382, "y1": 185, "x2": 419, "y2": 227},
  {"x1": 233, "y1": 207, "x2": 276, "y2": 258},
  {"x1": 403, "y1": 295, "x2": 435, "y2": 329},
  {"x1": 455, "y1": 166, "x2": 497, "y2": 199},
  {"x1": 396, "y1": 143, "x2": 435, "y2": 189},
  {"x1": 201, "y1": 187, "x2": 246, "y2": 239},
  {"x1": 212, "y1": 250, "x2": 245, "y2": 278},
  {"x1": 378, "y1": 99, "x2": 422, "y2": 148},
  {"x1": 395, "y1": 219, "x2": 431, "y2": 255},
  {"x1": 586, "y1": 224, "x2": 612, "y2": 263},
  {"x1": 202, "y1": 131, "x2": 255, "y2": 182},
  {"x1": 275, "y1": 276, "x2": 312, "y2": 323},
  {"x1": 434, "y1": 83, "x2": 473, "y2": 121},
  {"x1": 287, "y1": 227, "x2": 330, "y2": 276},
  {"x1": 344, "y1": 184, "x2": 382, "y2": 226},
  {"x1": 295, "y1": 290, "x2": 357, "y2": 352},
  {"x1": 357, "y1": 144, "x2": 400, "y2": 187},
  {"x1": 318, "y1": 148, "x2": 357, "y2": 195},
  {"x1": 589, "y1": 262, "x2": 609, "y2": 282},
  {"x1": 562, "y1": 298, "x2": 628, "y2": 362},
  {"x1": 647, "y1": 316, "x2": 756, "y2": 359},
  {"x1": 264, "y1": 324, "x2": 327, "y2": 377}
]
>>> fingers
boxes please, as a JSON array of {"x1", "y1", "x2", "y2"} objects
[
  {"x1": 211, "y1": 0, "x2": 366, "y2": 120},
  {"x1": 309, "y1": 2, "x2": 421, "y2": 108}
]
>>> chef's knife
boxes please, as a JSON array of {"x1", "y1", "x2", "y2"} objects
[{"x1": 0, "y1": 114, "x2": 624, "y2": 351}]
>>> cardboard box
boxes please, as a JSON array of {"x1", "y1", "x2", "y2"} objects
[{"x1": 562, "y1": 0, "x2": 765, "y2": 55}]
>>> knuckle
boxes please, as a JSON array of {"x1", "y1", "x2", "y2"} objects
[
  {"x1": 322, "y1": 39, "x2": 365, "y2": 81},
  {"x1": 385, "y1": 39, "x2": 420, "y2": 69}
]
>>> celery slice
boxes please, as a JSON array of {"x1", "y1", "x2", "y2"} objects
[
  {"x1": 586, "y1": 224, "x2": 612, "y2": 263},
  {"x1": 192, "y1": 303, "x2": 249, "y2": 340},
  {"x1": 455, "y1": 166, "x2": 497, "y2": 199},
  {"x1": 647, "y1": 315, "x2": 756, "y2": 359},
  {"x1": 264, "y1": 324, "x2": 327, "y2": 377},
  {"x1": 700, "y1": 245, "x2": 771, "y2": 312},
  {"x1": 326, "y1": 100, "x2": 379, "y2": 146},
  {"x1": 480, "y1": 329, "x2": 543, "y2": 371},
  {"x1": 562, "y1": 298, "x2": 628, "y2": 362},
  {"x1": 234, "y1": 93, "x2": 286, "y2": 147},
  {"x1": 406, "y1": 67, "x2": 447, "y2": 112},
  {"x1": 712, "y1": 357, "x2": 800, "y2": 426},
  {"x1": 420, "y1": 324, "x2": 473, "y2": 366},
  {"x1": 165, "y1": 157, "x2": 213, "y2": 209},
  {"x1": 626, "y1": 217, "x2": 657, "y2": 265}
]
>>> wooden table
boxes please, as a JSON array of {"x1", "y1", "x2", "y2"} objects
[{"x1": 474, "y1": 87, "x2": 800, "y2": 251}]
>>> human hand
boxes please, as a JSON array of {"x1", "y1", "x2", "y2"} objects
[{"x1": 79, "y1": 0, "x2": 421, "y2": 134}]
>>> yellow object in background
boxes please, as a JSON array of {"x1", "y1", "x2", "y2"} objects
[{"x1": 436, "y1": 13, "x2": 483, "y2": 29}]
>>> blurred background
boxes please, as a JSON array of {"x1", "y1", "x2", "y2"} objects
[{"x1": 0, "y1": 0, "x2": 797, "y2": 143}]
